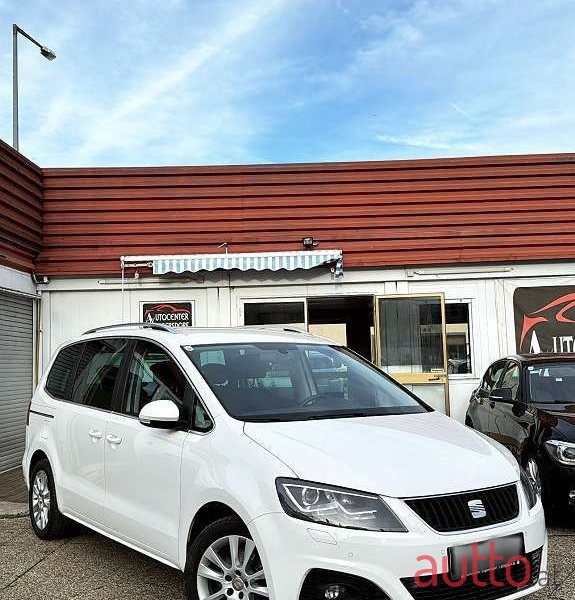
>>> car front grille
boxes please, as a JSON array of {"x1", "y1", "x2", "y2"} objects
[
  {"x1": 405, "y1": 484, "x2": 519, "y2": 532},
  {"x1": 401, "y1": 547, "x2": 543, "y2": 600}
]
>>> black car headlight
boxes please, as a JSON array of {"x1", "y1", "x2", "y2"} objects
[
  {"x1": 545, "y1": 440, "x2": 575, "y2": 466},
  {"x1": 519, "y1": 468, "x2": 538, "y2": 510},
  {"x1": 276, "y1": 478, "x2": 407, "y2": 532}
]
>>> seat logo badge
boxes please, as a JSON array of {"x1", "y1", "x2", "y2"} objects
[{"x1": 468, "y1": 499, "x2": 487, "y2": 519}]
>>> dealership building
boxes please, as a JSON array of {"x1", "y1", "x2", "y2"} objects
[{"x1": 2, "y1": 138, "x2": 575, "y2": 472}]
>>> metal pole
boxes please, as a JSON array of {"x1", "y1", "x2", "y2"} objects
[
  {"x1": 12, "y1": 24, "x2": 19, "y2": 151},
  {"x1": 11, "y1": 24, "x2": 55, "y2": 152}
]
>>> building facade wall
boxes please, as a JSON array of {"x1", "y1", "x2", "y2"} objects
[
  {"x1": 38, "y1": 153, "x2": 575, "y2": 276},
  {"x1": 0, "y1": 140, "x2": 42, "y2": 273},
  {"x1": 38, "y1": 260, "x2": 575, "y2": 424}
]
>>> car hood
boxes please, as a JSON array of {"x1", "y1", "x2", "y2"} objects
[
  {"x1": 244, "y1": 411, "x2": 519, "y2": 498},
  {"x1": 534, "y1": 404, "x2": 575, "y2": 440}
]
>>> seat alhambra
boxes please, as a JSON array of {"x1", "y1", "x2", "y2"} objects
[{"x1": 24, "y1": 323, "x2": 547, "y2": 600}]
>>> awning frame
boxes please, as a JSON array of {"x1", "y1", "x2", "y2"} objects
[{"x1": 121, "y1": 249, "x2": 344, "y2": 278}]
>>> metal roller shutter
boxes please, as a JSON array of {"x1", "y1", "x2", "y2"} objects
[{"x1": 0, "y1": 292, "x2": 34, "y2": 473}]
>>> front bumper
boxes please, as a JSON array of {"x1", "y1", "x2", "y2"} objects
[{"x1": 249, "y1": 491, "x2": 548, "y2": 600}]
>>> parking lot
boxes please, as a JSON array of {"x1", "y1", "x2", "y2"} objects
[{"x1": 0, "y1": 514, "x2": 573, "y2": 600}]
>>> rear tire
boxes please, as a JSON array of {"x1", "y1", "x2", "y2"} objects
[{"x1": 29, "y1": 459, "x2": 74, "y2": 540}]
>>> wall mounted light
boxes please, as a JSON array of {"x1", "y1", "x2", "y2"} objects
[{"x1": 302, "y1": 237, "x2": 318, "y2": 250}]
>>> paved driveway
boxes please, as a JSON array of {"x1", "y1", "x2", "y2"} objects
[{"x1": 1, "y1": 517, "x2": 574, "y2": 600}]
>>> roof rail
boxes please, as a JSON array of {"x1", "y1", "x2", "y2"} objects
[
  {"x1": 83, "y1": 322, "x2": 176, "y2": 335},
  {"x1": 240, "y1": 325, "x2": 312, "y2": 335}
]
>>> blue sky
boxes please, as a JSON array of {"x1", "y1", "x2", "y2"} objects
[{"x1": 1, "y1": 0, "x2": 574, "y2": 167}]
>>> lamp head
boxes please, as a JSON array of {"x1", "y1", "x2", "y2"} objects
[{"x1": 40, "y1": 46, "x2": 56, "y2": 61}]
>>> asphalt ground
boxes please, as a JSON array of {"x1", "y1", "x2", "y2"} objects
[{"x1": 0, "y1": 515, "x2": 574, "y2": 600}]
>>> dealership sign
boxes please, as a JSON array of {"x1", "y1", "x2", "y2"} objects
[
  {"x1": 141, "y1": 302, "x2": 193, "y2": 328},
  {"x1": 514, "y1": 286, "x2": 575, "y2": 353}
]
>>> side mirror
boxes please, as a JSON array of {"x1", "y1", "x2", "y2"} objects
[
  {"x1": 490, "y1": 387, "x2": 514, "y2": 403},
  {"x1": 138, "y1": 400, "x2": 180, "y2": 429}
]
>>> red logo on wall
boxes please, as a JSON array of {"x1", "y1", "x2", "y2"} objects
[
  {"x1": 514, "y1": 287, "x2": 575, "y2": 353},
  {"x1": 142, "y1": 302, "x2": 193, "y2": 328}
]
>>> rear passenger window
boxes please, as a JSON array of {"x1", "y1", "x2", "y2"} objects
[
  {"x1": 73, "y1": 339, "x2": 127, "y2": 410},
  {"x1": 45, "y1": 343, "x2": 84, "y2": 400}
]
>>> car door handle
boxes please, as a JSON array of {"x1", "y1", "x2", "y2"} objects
[
  {"x1": 106, "y1": 434, "x2": 123, "y2": 445},
  {"x1": 88, "y1": 429, "x2": 102, "y2": 440}
]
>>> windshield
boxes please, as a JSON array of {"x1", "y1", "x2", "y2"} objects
[
  {"x1": 527, "y1": 362, "x2": 575, "y2": 404},
  {"x1": 184, "y1": 343, "x2": 428, "y2": 421}
]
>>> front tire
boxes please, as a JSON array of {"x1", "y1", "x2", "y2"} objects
[
  {"x1": 184, "y1": 516, "x2": 269, "y2": 600},
  {"x1": 29, "y1": 459, "x2": 73, "y2": 539}
]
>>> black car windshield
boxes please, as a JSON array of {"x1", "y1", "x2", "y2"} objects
[
  {"x1": 527, "y1": 362, "x2": 575, "y2": 404},
  {"x1": 184, "y1": 343, "x2": 428, "y2": 421}
]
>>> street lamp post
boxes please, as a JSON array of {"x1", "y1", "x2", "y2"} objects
[{"x1": 12, "y1": 24, "x2": 56, "y2": 151}]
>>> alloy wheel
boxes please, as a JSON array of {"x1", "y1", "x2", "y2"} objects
[
  {"x1": 197, "y1": 534, "x2": 269, "y2": 600},
  {"x1": 32, "y1": 470, "x2": 51, "y2": 530}
]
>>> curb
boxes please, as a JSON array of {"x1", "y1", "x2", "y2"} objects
[{"x1": 0, "y1": 502, "x2": 29, "y2": 518}]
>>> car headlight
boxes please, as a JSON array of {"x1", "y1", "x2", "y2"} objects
[
  {"x1": 276, "y1": 478, "x2": 407, "y2": 532},
  {"x1": 545, "y1": 440, "x2": 575, "y2": 466},
  {"x1": 519, "y1": 468, "x2": 538, "y2": 510}
]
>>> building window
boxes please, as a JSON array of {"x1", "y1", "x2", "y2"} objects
[
  {"x1": 446, "y1": 303, "x2": 472, "y2": 375},
  {"x1": 244, "y1": 301, "x2": 306, "y2": 328}
]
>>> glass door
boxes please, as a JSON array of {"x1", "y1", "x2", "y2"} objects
[{"x1": 374, "y1": 294, "x2": 450, "y2": 414}]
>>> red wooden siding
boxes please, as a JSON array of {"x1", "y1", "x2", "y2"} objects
[
  {"x1": 37, "y1": 153, "x2": 575, "y2": 276},
  {"x1": 0, "y1": 140, "x2": 43, "y2": 273}
]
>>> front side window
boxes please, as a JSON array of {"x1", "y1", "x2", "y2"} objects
[
  {"x1": 527, "y1": 362, "x2": 575, "y2": 404},
  {"x1": 185, "y1": 343, "x2": 428, "y2": 422},
  {"x1": 73, "y1": 339, "x2": 127, "y2": 410},
  {"x1": 122, "y1": 341, "x2": 187, "y2": 417},
  {"x1": 499, "y1": 363, "x2": 520, "y2": 401},
  {"x1": 481, "y1": 361, "x2": 506, "y2": 393},
  {"x1": 45, "y1": 343, "x2": 84, "y2": 400}
]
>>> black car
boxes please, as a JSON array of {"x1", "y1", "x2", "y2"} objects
[{"x1": 466, "y1": 354, "x2": 575, "y2": 514}]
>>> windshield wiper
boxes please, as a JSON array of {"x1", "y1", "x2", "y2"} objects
[{"x1": 302, "y1": 411, "x2": 372, "y2": 420}]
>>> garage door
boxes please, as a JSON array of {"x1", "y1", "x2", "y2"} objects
[{"x1": 0, "y1": 293, "x2": 34, "y2": 473}]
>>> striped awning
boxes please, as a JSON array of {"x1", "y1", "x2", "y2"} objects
[{"x1": 123, "y1": 250, "x2": 343, "y2": 278}]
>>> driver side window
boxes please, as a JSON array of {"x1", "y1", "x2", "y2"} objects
[
  {"x1": 498, "y1": 363, "x2": 520, "y2": 401},
  {"x1": 481, "y1": 361, "x2": 506, "y2": 395},
  {"x1": 123, "y1": 341, "x2": 187, "y2": 417}
]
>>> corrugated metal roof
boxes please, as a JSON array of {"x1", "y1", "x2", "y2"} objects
[
  {"x1": 36, "y1": 152, "x2": 575, "y2": 276},
  {"x1": 0, "y1": 140, "x2": 43, "y2": 273}
]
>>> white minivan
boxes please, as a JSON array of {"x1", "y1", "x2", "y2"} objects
[{"x1": 23, "y1": 323, "x2": 547, "y2": 600}]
